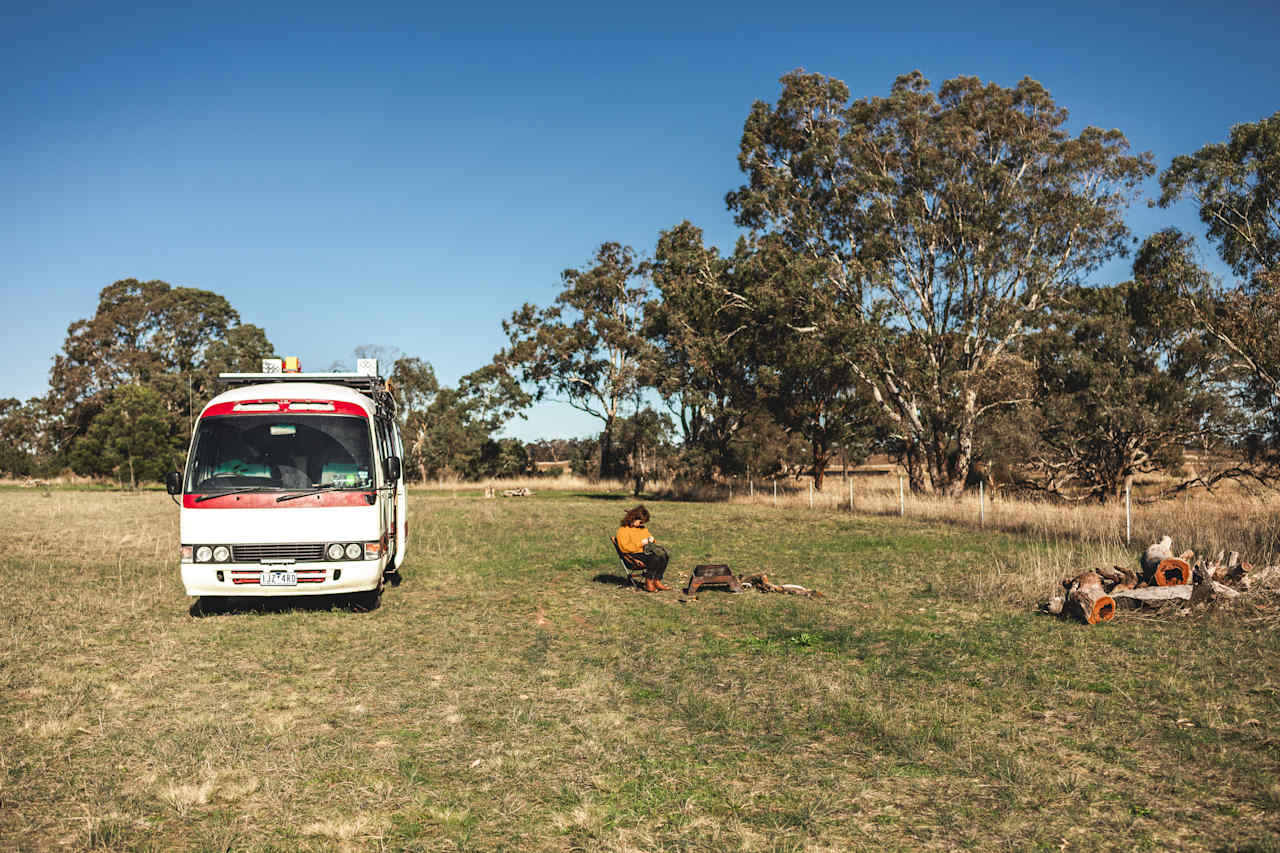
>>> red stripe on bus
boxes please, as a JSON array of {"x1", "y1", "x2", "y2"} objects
[
  {"x1": 183, "y1": 492, "x2": 375, "y2": 508},
  {"x1": 200, "y1": 400, "x2": 369, "y2": 418}
]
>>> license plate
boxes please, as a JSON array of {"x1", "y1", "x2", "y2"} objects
[{"x1": 261, "y1": 570, "x2": 297, "y2": 587}]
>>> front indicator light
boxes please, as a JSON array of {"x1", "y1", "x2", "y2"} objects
[
  {"x1": 326, "y1": 543, "x2": 344, "y2": 560},
  {"x1": 181, "y1": 545, "x2": 193, "y2": 563},
  {"x1": 345, "y1": 543, "x2": 362, "y2": 560},
  {"x1": 212, "y1": 545, "x2": 230, "y2": 562},
  {"x1": 364, "y1": 542, "x2": 381, "y2": 560},
  {"x1": 196, "y1": 546, "x2": 213, "y2": 563}
]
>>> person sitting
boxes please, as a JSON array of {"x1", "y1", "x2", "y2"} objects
[{"x1": 616, "y1": 505, "x2": 669, "y2": 592}]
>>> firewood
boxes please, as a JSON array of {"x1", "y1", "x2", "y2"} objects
[
  {"x1": 1096, "y1": 565, "x2": 1138, "y2": 591},
  {"x1": 1154, "y1": 558, "x2": 1192, "y2": 586},
  {"x1": 742, "y1": 572, "x2": 784, "y2": 593},
  {"x1": 1177, "y1": 549, "x2": 1195, "y2": 563},
  {"x1": 1141, "y1": 536, "x2": 1174, "y2": 577},
  {"x1": 1241, "y1": 565, "x2": 1280, "y2": 591},
  {"x1": 1112, "y1": 585, "x2": 1192, "y2": 604},
  {"x1": 1064, "y1": 572, "x2": 1115, "y2": 624},
  {"x1": 1113, "y1": 581, "x2": 1239, "y2": 607}
]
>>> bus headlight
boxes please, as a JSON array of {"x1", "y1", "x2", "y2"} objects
[
  {"x1": 345, "y1": 543, "x2": 362, "y2": 560},
  {"x1": 196, "y1": 546, "x2": 213, "y2": 563},
  {"x1": 326, "y1": 543, "x2": 345, "y2": 561},
  {"x1": 212, "y1": 545, "x2": 230, "y2": 563}
]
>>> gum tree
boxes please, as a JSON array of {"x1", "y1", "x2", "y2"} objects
[
  {"x1": 1154, "y1": 112, "x2": 1280, "y2": 436},
  {"x1": 501, "y1": 243, "x2": 650, "y2": 479},
  {"x1": 728, "y1": 70, "x2": 1153, "y2": 495}
]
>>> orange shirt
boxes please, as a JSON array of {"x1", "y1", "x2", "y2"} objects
[{"x1": 616, "y1": 525, "x2": 653, "y2": 554}]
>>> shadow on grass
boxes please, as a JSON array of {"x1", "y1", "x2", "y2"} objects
[
  {"x1": 189, "y1": 592, "x2": 382, "y2": 617},
  {"x1": 590, "y1": 572, "x2": 635, "y2": 588}
]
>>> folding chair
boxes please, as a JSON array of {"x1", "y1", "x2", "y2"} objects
[{"x1": 611, "y1": 536, "x2": 646, "y2": 589}]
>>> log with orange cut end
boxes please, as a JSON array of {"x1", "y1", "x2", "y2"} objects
[
  {"x1": 1062, "y1": 571, "x2": 1116, "y2": 625},
  {"x1": 1153, "y1": 558, "x2": 1192, "y2": 586}
]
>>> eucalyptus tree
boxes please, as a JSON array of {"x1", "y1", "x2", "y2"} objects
[
  {"x1": 1153, "y1": 112, "x2": 1280, "y2": 435},
  {"x1": 645, "y1": 221, "x2": 756, "y2": 479},
  {"x1": 390, "y1": 358, "x2": 528, "y2": 482},
  {"x1": 728, "y1": 70, "x2": 1153, "y2": 495},
  {"x1": 734, "y1": 234, "x2": 883, "y2": 490},
  {"x1": 68, "y1": 384, "x2": 173, "y2": 488},
  {"x1": 49, "y1": 278, "x2": 273, "y2": 454},
  {"x1": 501, "y1": 243, "x2": 650, "y2": 478},
  {"x1": 1023, "y1": 281, "x2": 1231, "y2": 500}
]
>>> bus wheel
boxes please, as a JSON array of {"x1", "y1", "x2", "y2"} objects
[
  {"x1": 190, "y1": 596, "x2": 227, "y2": 617},
  {"x1": 350, "y1": 586, "x2": 382, "y2": 612}
]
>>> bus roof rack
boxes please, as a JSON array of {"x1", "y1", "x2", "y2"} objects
[
  {"x1": 216, "y1": 372, "x2": 387, "y2": 394},
  {"x1": 216, "y1": 372, "x2": 397, "y2": 419}
]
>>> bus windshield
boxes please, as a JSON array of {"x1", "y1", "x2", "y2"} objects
[{"x1": 185, "y1": 414, "x2": 374, "y2": 493}]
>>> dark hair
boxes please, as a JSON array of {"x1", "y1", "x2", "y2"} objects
[{"x1": 621, "y1": 505, "x2": 649, "y2": 526}]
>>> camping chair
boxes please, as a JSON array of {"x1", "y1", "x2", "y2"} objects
[{"x1": 611, "y1": 536, "x2": 646, "y2": 589}]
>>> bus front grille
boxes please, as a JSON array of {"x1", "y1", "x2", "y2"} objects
[{"x1": 232, "y1": 543, "x2": 327, "y2": 562}]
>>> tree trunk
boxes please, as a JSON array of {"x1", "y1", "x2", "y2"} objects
[
  {"x1": 904, "y1": 446, "x2": 929, "y2": 494},
  {"x1": 811, "y1": 441, "x2": 829, "y2": 491},
  {"x1": 943, "y1": 394, "x2": 976, "y2": 498},
  {"x1": 599, "y1": 418, "x2": 616, "y2": 479}
]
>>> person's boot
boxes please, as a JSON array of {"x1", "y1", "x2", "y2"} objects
[
  {"x1": 653, "y1": 579, "x2": 670, "y2": 591},
  {"x1": 644, "y1": 578, "x2": 659, "y2": 593}
]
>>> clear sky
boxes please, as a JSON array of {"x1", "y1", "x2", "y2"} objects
[{"x1": 3, "y1": 0, "x2": 1277, "y2": 440}]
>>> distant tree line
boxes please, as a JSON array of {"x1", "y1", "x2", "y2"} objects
[
  {"x1": 3, "y1": 71, "x2": 1276, "y2": 501},
  {"x1": 498, "y1": 71, "x2": 1280, "y2": 500}
]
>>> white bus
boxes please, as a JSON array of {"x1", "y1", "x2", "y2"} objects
[{"x1": 167, "y1": 358, "x2": 408, "y2": 611}]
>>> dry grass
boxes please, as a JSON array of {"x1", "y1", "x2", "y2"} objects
[{"x1": 1, "y1": 486, "x2": 1278, "y2": 850}]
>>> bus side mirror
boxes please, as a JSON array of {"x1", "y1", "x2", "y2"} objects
[
  {"x1": 165, "y1": 471, "x2": 182, "y2": 495},
  {"x1": 384, "y1": 456, "x2": 402, "y2": 482}
]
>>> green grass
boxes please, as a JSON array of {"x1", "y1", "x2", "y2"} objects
[{"x1": 1, "y1": 490, "x2": 1278, "y2": 850}]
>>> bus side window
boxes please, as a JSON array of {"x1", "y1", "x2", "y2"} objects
[{"x1": 374, "y1": 418, "x2": 393, "y2": 478}]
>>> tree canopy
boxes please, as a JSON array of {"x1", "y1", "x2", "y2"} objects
[
  {"x1": 728, "y1": 70, "x2": 1154, "y2": 494},
  {"x1": 501, "y1": 243, "x2": 650, "y2": 478}
]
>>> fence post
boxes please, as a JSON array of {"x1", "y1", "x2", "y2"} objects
[
  {"x1": 809, "y1": 481, "x2": 814, "y2": 509},
  {"x1": 773, "y1": 480, "x2": 777, "y2": 506},
  {"x1": 899, "y1": 474, "x2": 905, "y2": 517},
  {"x1": 979, "y1": 481, "x2": 985, "y2": 528},
  {"x1": 750, "y1": 479, "x2": 754, "y2": 500},
  {"x1": 729, "y1": 483, "x2": 733, "y2": 501},
  {"x1": 1125, "y1": 481, "x2": 1131, "y2": 545},
  {"x1": 849, "y1": 477, "x2": 854, "y2": 512}
]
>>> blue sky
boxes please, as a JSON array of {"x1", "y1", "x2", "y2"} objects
[{"x1": 2, "y1": 0, "x2": 1277, "y2": 440}]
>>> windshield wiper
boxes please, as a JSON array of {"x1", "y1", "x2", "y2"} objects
[
  {"x1": 194, "y1": 486, "x2": 272, "y2": 503},
  {"x1": 271, "y1": 481, "x2": 348, "y2": 502}
]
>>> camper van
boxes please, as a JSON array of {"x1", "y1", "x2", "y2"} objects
[{"x1": 167, "y1": 358, "x2": 407, "y2": 610}]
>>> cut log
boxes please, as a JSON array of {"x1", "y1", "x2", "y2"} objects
[
  {"x1": 1064, "y1": 572, "x2": 1115, "y2": 624},
  {"x1": 1154, "y1": 558, "x2": 1192, "y2": 586},
  {"x1": 1141, "y1": 536, "x2": 1174, "y2": 576},
  {"x1": 1241, "y1": 565, "x2": 1279, "y2": 591},
  {"x1": 1096, "y1": 565, "x2": 1138, "y2": 591},
  {"x1": 1112, "y1": 581, "x2": 1239, "y2": 607},
  {"x1": 1112, "y1": 585, "x2": 1192, "y2": 604},
  {"x1": 1070, "y1": 588, "x2": 1115, "y2": 624}
]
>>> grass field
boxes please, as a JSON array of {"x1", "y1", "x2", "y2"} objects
[{"x1": 2, "y1": 488, "x2": 1279, "y2": 851}]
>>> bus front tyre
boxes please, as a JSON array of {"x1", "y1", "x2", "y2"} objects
[{"x1": 350, "y1": 586, "x2": 382, "y2": 612}]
